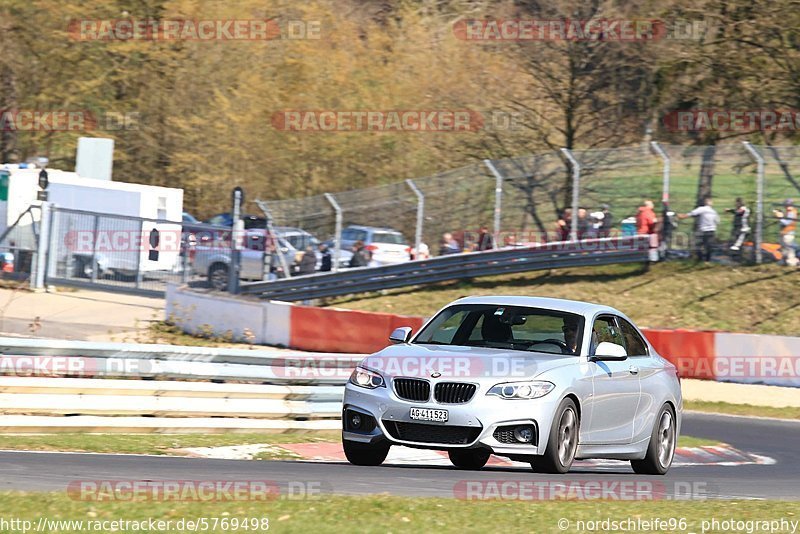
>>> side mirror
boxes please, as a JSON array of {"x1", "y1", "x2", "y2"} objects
[
  {"x1": 389, "y1": 326, "x2": 412, "y2": 344},
  {"x1": 590, "y1": 342, "x2": 628, "y2": 362}
]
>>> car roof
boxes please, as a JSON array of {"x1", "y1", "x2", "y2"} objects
[
  {"x1": 451, "y1": 295, "x2": 624, "y2": 318},
  {"x1": 344, "y1": 225, "x2": 402, "y2": 233}
]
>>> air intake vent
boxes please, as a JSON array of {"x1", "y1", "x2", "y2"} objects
[
  {"x1": 394, "y1": 378, "x2": 430, "y2": 402},
  {"x1": 434, "y1": 382, "x2": 477, "y2": 404}
]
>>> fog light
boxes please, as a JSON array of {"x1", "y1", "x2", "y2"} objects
[
  {"x1": 513, "y1": 425, "x2": 534, "y2": 443},
  {"x1": 350, "y1": 413, "x2": 362, "y2": 430}
]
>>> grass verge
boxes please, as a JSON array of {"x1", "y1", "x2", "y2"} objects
[
  {"x1": 0, "y1": 494, "x2": 795, "y2": 533},
  {"x1": 0, "y1": 431, "x2": 718, "y2": 456},
  {"x1": 0, "y1": 432, "x2": 339, "y2": 456},
  {"x1": 685, "y1": 401, "x2": 800, "y2": 420}
]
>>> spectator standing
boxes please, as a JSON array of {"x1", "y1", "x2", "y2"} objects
[
  {"x1": 726, "y1": 197, "x2": 751, "y2": 251},
  {"x1": 636, "y1": 200, "x2": 658, "y2": 236},
  {"x1": 576, "y1": 208, "x2": 590, "y2": 240},
  {"x1": 476, "y1": 225, "x2": 494, "y2": 251},
  {"x1": 297, "y1": 245, "x2": 316, "y2": 275},
  {"x1": 659, "y1": 201, "x2": 677, "y2": 259},
  {"x1": 679, "y1": 197, "x2": 719, "y2": 262},
  {"x1": 555, "y1": 209, "x2": 571, "y2": 241},
  {"x1": 773, "y1": 198, "x2": 798, "y2": 267},
  {"x1": 598, "y1": 204, "x2": 613, "y2": 238},
  {"x1": 318, "y1": 243, "x2": 332, "y2": 272},
  {"x1": 636, "y1": 200, "x2": 659, "y2": 261},
  {"x1": 349, "y1": 240, "x2": 371, "y2": 268},
  {"x1": 438, "y1": 233, "x2": 460, "y2": 255}
]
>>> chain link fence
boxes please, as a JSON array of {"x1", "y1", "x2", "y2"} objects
[{"x1": 4, "y1": 142, "x2": 796, "y2": 297}]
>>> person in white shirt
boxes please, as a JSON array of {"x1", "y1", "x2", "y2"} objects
[{"x1": 678, "y1": 196, "x2": 720, "y2": 262}]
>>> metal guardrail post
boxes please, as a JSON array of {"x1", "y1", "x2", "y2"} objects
[
  {"x1": 560, "y1": 148, "x2": 581, "y2": 241},
  {"x1": 406, "y1": 179, "x2": 424, "y2": 257},
  {"x1": 743, "y1": 142, "x2": 764, "y2": 264},
  {"x1": 651, "y1": 141, "x2": 671, "y2": 204},
  {"x1": 483, "y1": 159, "x2": 503, "y2": 248},
  {"x1": 324, "y1": 193, "x2": 343, "y2": 272},
  {"x1": 32, "y1": 203, "x2": 50, "y2": 289}
]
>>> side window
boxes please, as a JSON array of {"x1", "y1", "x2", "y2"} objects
[
  {"x1": 591, "y1": 316, "x2": 626, "y2": 355},
  {"x1": 246, "y1": 234, "x2": 265, "y2": 251},
  {"x1": 618, "y1": 318, "x2": 649, "y2": 356}
]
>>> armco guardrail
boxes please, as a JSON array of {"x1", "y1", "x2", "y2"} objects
[
  {"x1": 240, "y1": 235, "x2": 650, "y2": 301},
  {"x1": 0, "y1": 337, "x2": 362, "y2": 432}
]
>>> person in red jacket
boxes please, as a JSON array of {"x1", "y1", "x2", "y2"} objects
[
  {"x1": 636, "y1": 200, "x2": 657, "y2": 235},
  {"x1": 636, "y1": 200, "x2": 659, "y2": 261}
]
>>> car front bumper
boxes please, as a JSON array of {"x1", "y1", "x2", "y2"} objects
[{"x1": 342, "y1": 382, "x2": 564, "y2": 457}]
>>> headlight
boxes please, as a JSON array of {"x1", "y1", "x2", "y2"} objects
[
  {"x1": 487, "y1": 380, "x2": 555, "y2": 400},
  {"x1": 349, "y1": 366, "x2": 385, "y2": 389}
]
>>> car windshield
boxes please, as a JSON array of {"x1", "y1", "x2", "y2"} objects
[
  {"x1": 372, "y1": 232, "x2": 406, "y2": 245},
  {"x1": 413, "y1": 304, "x2": 584, "y2": 356}
]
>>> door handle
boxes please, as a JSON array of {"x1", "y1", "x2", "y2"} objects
[{"x1": 629, "y1": 366, "x2": 639, "y2": 375}]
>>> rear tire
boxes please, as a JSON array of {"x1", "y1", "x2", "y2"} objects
[
  {"x1": 631, "y1": 404, "x2": 675, "y2": 475},
  {"x1": 208, "y1": 263, "x2": 229, "y2": 291},
  {"x1": 343, "y1": 439, "x2": 390, "y2": 466},
  {"x1": 448, "y1": 449, "x2": 491, "y2": 470},
  {"x1": 531, "y1": 398, "x2": 579, "y2": 474}
]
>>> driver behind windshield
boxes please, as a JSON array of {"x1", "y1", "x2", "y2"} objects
[{"x1": 561, "y1": 318, "x2": 580, "y2": 354}]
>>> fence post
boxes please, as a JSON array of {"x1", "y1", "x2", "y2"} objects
[
  {"x1": 405, "y1": 179, "x2": 424, "y2": 258},
  {"x1": 90, "y1": 214, "x2": 100, "y2": 283},
  {"x1": 651, "y1": 141, "x2": 671, "y2": 204},
  {"x1": 483, "y1": 159, "x2": 503, "y2": 248},
  {"x1": 560, "y1": 148, "x2": 581, "y2": 241},
  {"x1": 743, "y1": 142, "x2": 764, "y2": 265},
  {"x1": 324, "y1": 193, "x2": 343, "y2": 272},
  {"x1": 32, "y1": 203, "x2": 50, "y2": 289},
  {"x1": 135, "y1": 219, "x2": 143, "y2": 289}
]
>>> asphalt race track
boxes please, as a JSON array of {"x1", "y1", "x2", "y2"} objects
[{"x1": 1, "y1": 412, "x2": 799, "y2": 500}]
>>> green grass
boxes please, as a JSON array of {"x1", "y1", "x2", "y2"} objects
[
  {"x1": 0, "y1": 494, "x2": 796, "y2": 533},
  {"x1": 0, "y1": 432, "x2": 339, "y2": 456},
  {"x1": 327, "y1": 261, "x2": 799, "y2": 335},
  {"x1": 677, "y1": 435, "x2": 721, "y2": 448},
  {"x1": 685, "y1": 401, "x2": 800, "y2": 420}
]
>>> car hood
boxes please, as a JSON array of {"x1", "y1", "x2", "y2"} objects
[{"x1": 361, "y1": 343, "x2": 577, "y2": 385}]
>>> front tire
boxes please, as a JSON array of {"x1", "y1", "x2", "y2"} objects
[
  {"x1": 631, "y1": 404, "x2": 676, "y2": 475},
  {"x1": 343, "y1": 439, "x2": 390, "y2": 466},
  {"x1": 448, "y1": 449, "x2": 491, "y2": 470},
  {"x1": 531, "y1": 398, "x2": 579, "y2": 474}
]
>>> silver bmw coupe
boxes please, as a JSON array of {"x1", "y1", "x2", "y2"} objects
[{"x1": 342, "y1": 296, "x2": 682, "y2": 474}]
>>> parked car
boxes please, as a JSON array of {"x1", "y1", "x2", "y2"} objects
[
  {"x1": 276, "y1": 226, "x2": 352, "y2": 272},
  {"x1": 342, "y1": 296, "x2": 682, "y2": 475},
  {"x1": 204, "y1": 213, "x2": 267, "y2": 229},
  {"x1": 336, "y1": 225, "x2": 411, "y2": 265},
  {"x1": 193, "y1": 227, "x2": 351, "y2": 290}
]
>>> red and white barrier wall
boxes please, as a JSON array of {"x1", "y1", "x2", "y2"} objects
[{"x1": 167, "y1": 285, "x2": 799, "y2": 387}]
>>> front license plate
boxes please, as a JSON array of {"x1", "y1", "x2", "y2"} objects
[{"x1": 409, "y1": 407, "x2": 448, "y2": 422}]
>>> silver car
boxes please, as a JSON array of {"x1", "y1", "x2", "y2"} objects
[{"x1": 342, "y1": 296, "x2": 682, "y2": 475}]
